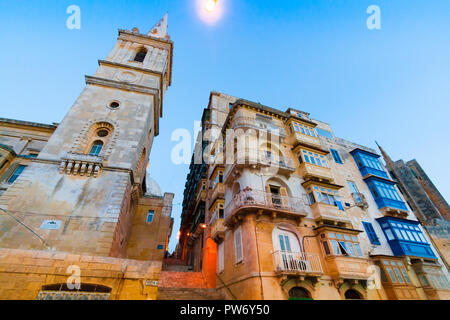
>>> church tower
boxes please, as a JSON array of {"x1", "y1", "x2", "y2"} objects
[{"x1": 0, "y1": 15, "x2": 173, "y2": 257}]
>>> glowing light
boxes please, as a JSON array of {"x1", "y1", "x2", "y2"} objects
[
  {"x1": 196, "y1": 0, "x2": 224, "y2": 25},
  {"x1": 201, "y1": 223, "x2": 207, "y2": 229},
  {"x1": 205, "y1": 0, "x2": 217, "y2": 12}
]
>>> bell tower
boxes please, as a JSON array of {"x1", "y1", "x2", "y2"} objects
[{"x1": 0, "y1": 15, "x2": 173, "y2": 257}]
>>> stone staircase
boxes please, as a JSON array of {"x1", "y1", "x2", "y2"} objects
[
  {"x1": 157, "y1": 270, "x2": 227, "y2": 300},
  {"x1": 157, "y1": 287, "x2": 225, "y2": 300}
]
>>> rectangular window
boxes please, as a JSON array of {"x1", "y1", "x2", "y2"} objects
[
  {"x1": 146, "y1": 210, "x2": 154, "y2": 223},
  {"x1": 362, "y1": 222, "x2": 381, "y2": 245},
  {"x1": 234, "y1": 226, "x2": 243, "y2": 263},
  {"x1": 7, "y1": 165, "x2": 27, "y2": 184},
  {"x1": 330, "y1": 149, "x2": 343, "y2": 164},
  {"x1": 218, "y1": 242, "x2": 224, "y2": 273}
]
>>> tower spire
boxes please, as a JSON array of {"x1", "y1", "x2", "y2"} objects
[
  {"x1": 148, "y1": 13, "x2": 169, "y2": 39},
  {"x1": 376, "y1": 141, "x2": 394, "y2": 168}
]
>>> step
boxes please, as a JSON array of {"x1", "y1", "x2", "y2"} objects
[
  {"x1": 159, "y1": 271, "x2": 208, "y2": 288},
  {"x1": 162, "y1": 264, "x2": 193, "y2": 272},
  {"x1": 157, "y1": 287, "x2": 226, "y2": 300}
]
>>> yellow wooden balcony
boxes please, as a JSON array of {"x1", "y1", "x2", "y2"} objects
[
  {"x1": 210, "y1": 182, "x2": 225, "y2": 204},
  {"x1": 293, "y1": 132, "x2": 322, "y2": 148},
  {"x1": 325, "y1": 255, "x2": 372, "y2": 281},
  {"x1": 310, "y1": 202, "x2": 352, "y2": 227},
  {"x1": 210, "y1": 213, "x2": 225, "y2": 242},
  {"x1": 298, "y1": 162, "x2": 333, "y2": 181}
]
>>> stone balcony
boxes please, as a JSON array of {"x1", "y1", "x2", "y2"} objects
[
  {"x1": 230, "y1": 116, "x2": 287, "y2": 138},
  {"x1": 223, "y1": 149, "x2": 296, "y2": 184},
  {"x1": 224, "y1": 189, "x2": 308, "y2": 226},
  {"x1": 59, "y1": 152, "x2": 103, "y2": 178},
  {"x1": 272, "y1": 250, "x2": 323, "y2": 276}
]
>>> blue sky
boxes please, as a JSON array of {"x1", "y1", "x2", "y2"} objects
[{"x1": 1, "y1": 1, "x2": 449, "y2": 252}]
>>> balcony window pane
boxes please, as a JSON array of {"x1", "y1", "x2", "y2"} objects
[
  {"x1": 385, "y1": 229, "x2": 395, "y2": 241},
  {"x1": 354, "y1": 243, "x2": 363, "y2": 256},
  {"x1": 394, "y1": 268, "x2": 404, "y2": 283},
  {"x1": 418, "y1": 233, "x2": 427, "y2": 243},
  {"x1": 386, "y1": 267, "x2": 397, "y2": 282},
  {"x1": 346, "y1": 242, "x2": 355, "y2": 256},
  {"x1": 401, "y1": 269, "x2": 411, "y2": 283},
  {"x1": 338, "y1": 241, "x2": 349, "y2": 256},
  {"x1": 7, "y1": 165, "x2": 27, "y2": 184},
  {"x1": 419, "y1": 275, "x2": 429, "y2": 287},
  {"x1": 330, "y1": 240, "x2": 340, "y2": 255}
]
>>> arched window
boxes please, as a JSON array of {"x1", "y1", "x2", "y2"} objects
[
  {"x1": 134, "y1": 48, "x2": 147, "y2": 62},
  {"x1": 289, "y1": 287, "x2": 312, "y2": 300},
  {"x1": 89, "y1": 140, "x2": 103, "y2": 156},
  {"x1": 344, "y1": 289, "x2": 363, "y2": 300}
]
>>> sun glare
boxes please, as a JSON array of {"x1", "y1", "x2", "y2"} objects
[
  {"x1": 205, "y1": 0, "x2": 217, "y2": 12},
  {"x1": 197, "y1": 0, "x2": 224, "y2": 25}
]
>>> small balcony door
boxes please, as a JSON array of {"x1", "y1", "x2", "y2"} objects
[
  {"x1": 270, "y1": 186, "x2": 282, "y2": 206},
  {"x1": 274, "y1": 228, "x2": 301, "y2": 270}
]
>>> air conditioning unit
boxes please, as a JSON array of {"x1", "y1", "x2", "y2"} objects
[{"x1": 352, "y1": 193, "x2": 368, "y2": 209}]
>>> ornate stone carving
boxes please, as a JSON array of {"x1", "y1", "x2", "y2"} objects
[{"x1": 59, "y1": 152, "x2": 103, "y2": 178}]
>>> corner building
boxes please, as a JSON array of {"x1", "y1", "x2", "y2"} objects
[{"x1": 177, "y1": 92, "x2": 450, "y2": 300}]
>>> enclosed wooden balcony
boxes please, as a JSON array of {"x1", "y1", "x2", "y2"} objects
[
  {"x1": 272, "y1": 250, "x2": 323, "y2": 276},
  {"x1": 292, "y1": 132, "x2": 322, "y2": 148},
  {"x1": 224, "y1": 189, "x2": 308, "y2": 226},
  {"x1": 210, "y1": 182, "x2": 225, "y2": 204},
  {"x1": 298, "y1": 162, "x2": 333, "y2": 181},
  {"x1": 209, "y1": 212, "x2": 225, "y2": 242},
  {"x1": 310, "y1": 202, "x2": 352, "y2": 227},
  {"x1": 325, "y1": 255, "x2": 372, "y2": 281}
]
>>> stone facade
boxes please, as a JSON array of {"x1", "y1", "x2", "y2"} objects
[
  {"x1": 377, "y1": 146, "x2": 450, "y2": 268},
  {"x1": 0, "y1": 16, "x2": 174, "y2": 300},
  {"x1": 177, "y1": 92, "x2": 450, "y2": 300}
]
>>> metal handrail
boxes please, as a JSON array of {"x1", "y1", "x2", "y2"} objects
[
  {"x1": 225, "y1": 189, "x2": 307, "y2": 220},
  {"x1": 272, "y1": 250, "x2": 323, "y2": 274}
]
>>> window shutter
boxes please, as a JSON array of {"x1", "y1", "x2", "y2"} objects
[
  {"x1": 265, "y1": 185, "x2": 272, "y2": 205},
  {"x1": 363, "y1": 222, "x2": 380, "y2": 245},
  {"x1": 280, "y1": 187, "x2": 288, "y2": 206},
  {"x1": 330, "y1": 149, "x2": 343, "y2": 164},
  {"x1": 234, "y1": 226, "x2": 243, "y2": 263}
]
